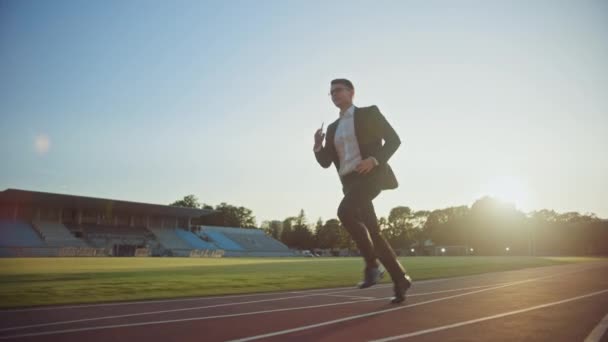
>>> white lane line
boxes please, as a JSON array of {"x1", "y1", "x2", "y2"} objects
[
  {"x1": 0, "y1": 283, "x2": 397, "y2": 313},
  {"x1": 228, "y1": 271, "x2": 580, "y2": 342},
  {"x1": 0, "y1": 284, "x2": 394, "y2": 313},
  {"x1": 226, "y1": 274, "x2": 567, "y2": 342},
  {"x1": 585, "y1": 312, "x2": 608, "y2": 342},
  {"x1": 3, "y1": 263, "x2": 600, "y2": 334},
  {"x1": 0, "y1": 293, "x2": 331, "y2": 332},
  {"x1": 7, "y1": 278, "x2": 478, "y2": 314},
  {"x1": 317, "y1": 294, "x2": 378, "y2": 300},
  {"x1": 1, "y1": 266, "x2": 595, "y2": 340},
  {"x1": 0, "y1": 286, "x2": 361, "y2": 313},
  {"x1": 4, "y1": 262, "x2": 601, "y2": 313},
  {"x1": 371, "y1": 289, "x2": 608, "y2": 341},
  {"x1": 0, "y1": 282, "x2": 504, "y2": 333},
  {"x1": 407, "y1": 283, "x2": 507, "y2": 297},
  {"x1": 0, "y1": 297, "x2": 379, "y2": 340},
  {"x1": 0, "y1": 282, "x2": 524, "y2": 339},
  {"x1": 0, "y1": 280, "x2": 476, "y2": 314},
  {"x1": 0, "y1": 264, "x2": 564, "y2": 314}
]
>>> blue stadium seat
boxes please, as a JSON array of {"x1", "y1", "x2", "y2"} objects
[
  {"x1": 175, "y1": 228, "x2": 218, "y2": 250},
  {"x1": 203, "y1": 231, "x2": 243, "y2": 251},
  {"x1": 0, "y1": 220, "x2": 45, "y2": 247}
]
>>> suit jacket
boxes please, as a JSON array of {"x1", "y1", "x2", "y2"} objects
[{"x1": 314, "y1": 105, "x2": 401, "y2": 191}]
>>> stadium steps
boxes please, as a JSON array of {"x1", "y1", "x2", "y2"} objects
[
  {"x1": 174, "y1": 228, "x2": 218, "y2": 250},
  {"x1": 31, "y1": 221, "x2": 89, "y2": 247},
  {"x1": 0, "y1": 220, "x2": 46, "y2": 247},
  {"x1": 148, "y1": 227, "x2": 194, "y2": 250}
]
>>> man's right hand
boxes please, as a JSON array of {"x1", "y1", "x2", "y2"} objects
[{"x1": 314, "y1": 128, "x2": 325, "y2": 151}]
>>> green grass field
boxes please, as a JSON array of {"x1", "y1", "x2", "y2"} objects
[{"x1": 0, "y1": 256, "x2": 604, "y2": 309}]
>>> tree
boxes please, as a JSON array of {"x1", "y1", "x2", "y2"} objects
[
  {"x1": 280, "y1": 217, "x2": 296, "y2": 247},
  {"x1": 337, "y1": 222, "x2": 356, "y2": 251},
  {"x1": 200, "y1": 202, "x2": 257, "y2": 228},
  {"x1": 292, "y1": 224, "x2": 315, "y2": 250},
  {"x1": 316, "y1": 219, "x2": 342, "y2": 249},
  {"x1": 261, "y1": 220, "x2": 283, "y2": 240},
  {"x1": 170, "y1": 194, "x2": 201, "y2": 208},
  {"x1": 290, "y1": 210, "x2": 315, "y2": 250},
  {"x1": 383, "y1": 206, "x2": 414, "y2": 250},
  {"x1": 410, "y1": 210, "x2": 431, "y2": 248},
  {"x1": 294, "y1": 209, "x2": 307, "y2": 227},
  {"x1": 469, "y1": 197, "x2": 525, "y2": 255}
]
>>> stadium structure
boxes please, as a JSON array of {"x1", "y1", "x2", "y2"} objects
[{"x1": 0, "y1": 189, "x2": 294, "y2": 257}]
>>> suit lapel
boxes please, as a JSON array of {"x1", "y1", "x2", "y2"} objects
[
  {"x1": 328, "y1": 119, "x2": 338, "y2": 138},
  {"x1": 327, "y1": 117, "x2": 341, "y2": 166},
  {"x1": 353, "y1": 107, "x2": 361, "y2": 145}
]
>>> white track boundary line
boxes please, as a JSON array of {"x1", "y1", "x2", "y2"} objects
[
  {"x1": 0, "y1": 282, "x2": 400, "y2": 313},
  {"x1": 406, "y1": 283, "x2": 509, "y2": 297},
  {"x1": 226, "y1": 274, "x2": 567, "y2": 342},
  {"x1": 585, "y1": 312, "x2": 608, "y2": 342},
  {"x1": 317, "y1": 294, "x2": 378, "y2": 300},
  {"x1": 371, "y1": 289, "x2": 608, "y2": 341},
  {"x1": 0, "y1": 268, "x2": 590, "y2": 340},
  {"x1": 0, "y1": 293, "x2": 337, "y2": 332},
  {"x1": 0, "y1": 281, "x2": 537, "y2": 340},
  {"x1": 3, "y1": 262, "x2": 600, "y2": 313},
  {"x1": 0, "y1": 298, "x2": 380, "y2": 339},
  {"x1": 0, "y1": 284, "x2": 390, "y2": 313},
  {"x1": 0, "y1": 282, "x2": 507, "y2": 333}
]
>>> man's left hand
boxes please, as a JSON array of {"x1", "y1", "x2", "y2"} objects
[{"x1": 356, "y1": 157, "x2": 378, "y2": 175}]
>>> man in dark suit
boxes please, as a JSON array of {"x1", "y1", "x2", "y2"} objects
[{"x1": 313, "y1": 78, "x2": 412, "y2": 304}]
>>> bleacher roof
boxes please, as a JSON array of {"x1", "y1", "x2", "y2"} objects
[{"x1": 0, "y1": 188, "x2": 215, "y2": 218}]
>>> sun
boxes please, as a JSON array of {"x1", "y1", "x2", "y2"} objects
[
  {"x1": 34, "y1": 134, "x2": 51, "y2": 155},
  {"x1": 479, "y1": 175, "x2": 530, "y2": 209}
]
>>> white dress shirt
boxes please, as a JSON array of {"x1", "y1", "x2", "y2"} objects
[
  {"x1": 334, "y1": 105, "x2": 362, "y2": 176},
  {"x1": 314, "y1": 104, "x2": 378, "y2": 176}
]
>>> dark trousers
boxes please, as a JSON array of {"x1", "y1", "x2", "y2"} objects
[{"x1": 337, "y1": 172, "x2": 406, "y2": 282}]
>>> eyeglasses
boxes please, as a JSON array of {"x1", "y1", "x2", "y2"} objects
[{"x1": 328, "y1": 87, "x2": 350, "y2": 96}]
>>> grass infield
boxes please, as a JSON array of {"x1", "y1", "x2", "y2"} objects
[{"x1": 0, "y1": 256, "x2": 604, "y2": 308}]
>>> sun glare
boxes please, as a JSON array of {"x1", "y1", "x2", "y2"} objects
[
  {"x1": 478, "y1": 175, "x2": 530, "y2": 210},
  {"x1": 34, "y1": 134, "x2": 50, "y2": 155}
]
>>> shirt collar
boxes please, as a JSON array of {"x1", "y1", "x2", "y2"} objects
[{"x1": 339, "y1": 104, "x2": 355, "y2": 118}]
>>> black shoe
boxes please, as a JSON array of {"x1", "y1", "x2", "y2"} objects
[
  {"x1": 357, "y1": 267, "x2": 385, "y2": 289},
  {"x1": 390, "y1": 274, "x2": 412, "y2": 304}
]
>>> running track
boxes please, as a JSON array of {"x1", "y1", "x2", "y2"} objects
[{"x1": 1, "y1": 261, "x2": 607, "y2": 341}]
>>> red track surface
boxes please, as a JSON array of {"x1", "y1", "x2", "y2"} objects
[{"x1": 1, "y1": 261, "x2": 607, "y2": 342}]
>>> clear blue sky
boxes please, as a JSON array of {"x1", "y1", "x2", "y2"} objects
[{"x1": 1, "y1": 0, "x2": 607, "y2": 224}]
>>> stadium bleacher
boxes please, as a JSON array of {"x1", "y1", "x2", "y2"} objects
[
  {"x1": 0, "y1": 222, "x2": 294, "y2": 257},
  {"x1": 0, "y1": 220, "x2": 45, "y2": 247},
  {"x1": 223, "y1": 231, "x2": 289, "y2": 252},
  {"x1": 199, "y1": 226, "x2": 293, "y2": 256},
  {"x1": 148, "y1": 227, "x2": 192, "y2": 249},
  {"x1": 174, "y1": 228, "x2": 218, "y2": 250},
  {"x1": 31, "y1": 221, "x2": 88, "y2": 247},
  {"x1": 0, "y1": 246, "x2": 61, "y2": 257},
  {"x1": 61, "y1": 224, "x2": 157, "y2": 257},
  {"x1": 81, "y1": 225, "x2": 150, "y2": 237},
  {"x1": 199, "y1": 229, "x2": 244, "y2": 251}
]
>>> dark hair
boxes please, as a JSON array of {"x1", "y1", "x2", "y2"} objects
[{"x1": 331, "y1": 78, "x2": 354, "y2": 90}]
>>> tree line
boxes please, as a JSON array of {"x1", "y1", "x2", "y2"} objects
[{"x1": 171, "y1": 195, "x2": 608, "y2": 256}]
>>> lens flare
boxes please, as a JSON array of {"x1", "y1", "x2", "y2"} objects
[{"x1": 34, "y1": 134, "x2": 50, "y2": 155}]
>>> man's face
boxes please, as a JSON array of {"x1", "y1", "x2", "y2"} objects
[{"x1": 330, "y1": 83, "x2": 354, "y2": 107}]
